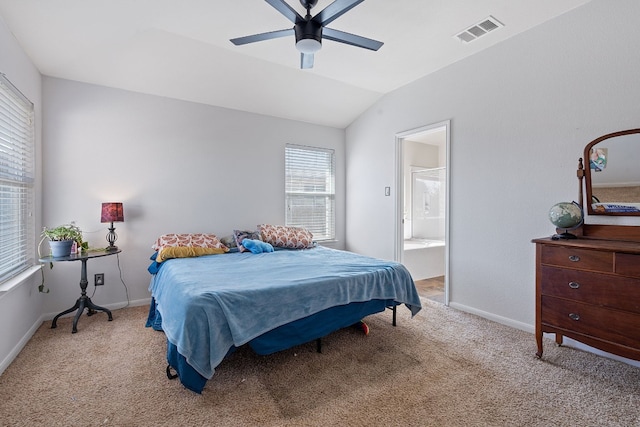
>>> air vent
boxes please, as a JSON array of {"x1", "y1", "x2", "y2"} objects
[{"x1": 455, "y1": 16, "x2": 503, "y2": 43}]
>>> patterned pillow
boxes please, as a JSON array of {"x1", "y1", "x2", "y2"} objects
[
  {"x1": 233, "y1": 229, "x2": 263, "y2": 253},
  {"x1": 258, "y1": 224, "x2": 314, "y2": 249},
  {"x1": 155, "y1": 246, "x2": 228, "y2": 263},
  {"x1": 152, "y1": 233, "x2": 227, "y2": 251}
]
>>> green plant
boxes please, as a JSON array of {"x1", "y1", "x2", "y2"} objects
[
  {"x1": 41, "y1": 222, "x2": 84, "y2": 243},
  {"x1": 37, "y1": 222, "x2": 88, "y2": 293}
]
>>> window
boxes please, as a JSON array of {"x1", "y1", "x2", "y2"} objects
[
  {"x1": 0, "y1": 73, "x2": 35, "y2": 284},
  {"x1": 285, "y1": 144, "x2": 335, "y2": 241}
]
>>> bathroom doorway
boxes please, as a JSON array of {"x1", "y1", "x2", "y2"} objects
[{"x1": 395, "y1": 121, "x2": 450, "y2": 305}]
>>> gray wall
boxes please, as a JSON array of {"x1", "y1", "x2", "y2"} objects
[
  {"x1": 40, "y1": 77, "x2": 346, "y2": 317},
  {"x1": 346, "y1": 0, "x2": 640, "y2": 332}
]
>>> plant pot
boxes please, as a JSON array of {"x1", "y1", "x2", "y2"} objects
[{"x1": 49, "y1": 240, "x2": 73, "y2": 257}]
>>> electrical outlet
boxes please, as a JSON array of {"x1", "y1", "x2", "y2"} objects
[{"x1": 94, "y1": 273, "x2": 104, "y2": 286}]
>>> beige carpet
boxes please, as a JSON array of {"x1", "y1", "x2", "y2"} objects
[{"x1": 1, "y1": 299, "x2": 639, "y2": 426}]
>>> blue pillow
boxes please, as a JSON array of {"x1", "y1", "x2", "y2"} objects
[{"x1": 241, "y1": 238, "x2": 274, "y2": 254}]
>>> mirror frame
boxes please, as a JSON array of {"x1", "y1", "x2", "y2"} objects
[{"x1": 584, "y1": 128, "x2": 640, "y2": 216}]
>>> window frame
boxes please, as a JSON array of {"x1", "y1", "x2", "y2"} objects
[
  {"x1": 285, "y1": 144, "x2": 336, "y2": 242},
  {"x1": 0, "y1": 73, "x2": 35, "y2": 286}
]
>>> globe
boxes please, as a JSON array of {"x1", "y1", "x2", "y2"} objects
[{"x1": 548, "y1": 202, "x2": 583, "y2": 239}]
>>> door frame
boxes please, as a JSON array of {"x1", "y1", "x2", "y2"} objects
[{"x1": 394, "y1": 120, "x2": 451, "y2": 305}]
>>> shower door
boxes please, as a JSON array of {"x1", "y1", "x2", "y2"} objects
[{"x1": 411, "y1": 167, "x2": 445, "y2": 240}]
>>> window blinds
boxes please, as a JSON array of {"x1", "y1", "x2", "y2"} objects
[
  {"x1": 285, "y1": 144, "x2": 335, "y2": 241},
  {"x1": 0, "y1": 73, "x2": 35, "y2": 284}
]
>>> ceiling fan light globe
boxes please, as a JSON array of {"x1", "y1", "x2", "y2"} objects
[{"x1": 296, "y1": 38, "x2": 321, "y2": 54}]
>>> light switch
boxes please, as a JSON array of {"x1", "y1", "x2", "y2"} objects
[{"x1": 385, "y1": 187, "x2": 391, "y2": 196}]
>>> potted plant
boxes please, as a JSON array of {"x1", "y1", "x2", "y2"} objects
[
  {"x1": 37, "y1": 222, "x2": 89, "y2": 293},
  {"x1": 39, "y1": 222, "x2": 87, "y2": 258}
]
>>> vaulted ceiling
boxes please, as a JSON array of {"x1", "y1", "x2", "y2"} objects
[{"x1": 0, "y1": 0, "x2": 592, "y2": 127}]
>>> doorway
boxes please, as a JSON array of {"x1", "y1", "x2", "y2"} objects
[{"x1": 395, "y1": 121, "x2": 450, "y2": 305}]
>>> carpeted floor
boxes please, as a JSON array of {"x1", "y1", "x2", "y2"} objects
[{"x1": 1, "y1": 299, "x2": 639, "y2": 426}]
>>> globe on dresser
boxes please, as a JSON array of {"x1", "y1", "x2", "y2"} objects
[{"x1": 548, "y1": 201, "x2": 584, "y2": 239}]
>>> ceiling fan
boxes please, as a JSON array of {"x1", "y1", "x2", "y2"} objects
[{"x1": 230, "y1": 0, "x2": 383, "y2": 69}]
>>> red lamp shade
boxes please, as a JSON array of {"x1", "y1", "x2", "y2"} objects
[{"x1": 101, "y1": 202, "x2": 124, "y2": 223}]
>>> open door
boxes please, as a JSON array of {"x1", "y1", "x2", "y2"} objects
[{"x1": 395, "y1": 121, "x2": 450, "y2": 305}]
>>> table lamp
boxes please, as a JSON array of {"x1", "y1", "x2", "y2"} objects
[{"x1": 101, "y1": 202, "x2": 124, "y2": 251}]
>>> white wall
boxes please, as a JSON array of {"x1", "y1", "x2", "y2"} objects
[
  {"x1": 0, "y1": 14, "x2": 43, "y2": 374},
  {"x1": 346, "y1": 0, "x2": 640, "y2": 330},
  {"x1": 41, "y1": 77, "x2": 346, "y2": 317}
]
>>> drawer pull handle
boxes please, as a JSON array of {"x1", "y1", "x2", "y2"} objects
[
  {"x1": 568, "y1": 281, "x2": 580, "y2": 289},
  {"x1": 568, "y1": 255, "x2": 580, "y2": 262},
  {"x1": 568, "y1": 313, "x2": 580, "y2": 321}
]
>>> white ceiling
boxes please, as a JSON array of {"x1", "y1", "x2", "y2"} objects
[{"x1": 0, "y1": 0, "x2": 592, "y2": 128}]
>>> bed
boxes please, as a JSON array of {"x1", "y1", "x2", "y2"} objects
[{"x1": 146, "y1": 242, "x2": 422, "y2": 393}]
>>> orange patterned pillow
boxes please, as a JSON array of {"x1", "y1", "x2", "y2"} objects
[
  {"x1": 152, "y1": 233, "x2": 228, "y2": 251},
  {"x1": 258, "y1": 224, "x2": 314, "y2": 249}
]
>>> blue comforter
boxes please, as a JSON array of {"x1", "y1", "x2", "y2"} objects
[{"x1": 148, "y1": 245, "x2": 421, "y2": 380}]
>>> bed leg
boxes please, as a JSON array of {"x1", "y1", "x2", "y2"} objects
[
  {"x1": 316, "y1": 338, "x2": 322, "y2": 353},
  {"x1": 393, "y1": 305, "x2": 397, "y2": 327}
]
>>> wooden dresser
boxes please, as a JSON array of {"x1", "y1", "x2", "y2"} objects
[{"x1": 533, "y1": 225, "x2": 640, "y2": 361}]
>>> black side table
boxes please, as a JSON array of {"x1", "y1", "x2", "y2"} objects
[{"x1": 40, "y1": 249, "x2": 121, "y2": 333}]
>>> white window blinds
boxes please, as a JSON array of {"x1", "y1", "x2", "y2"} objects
[
  {"x1": 0, "y1": 73, "x2": 35, "y2": 284},
  {"x1": 285, "y1": 144, "x2": 335, "y2": 241}
]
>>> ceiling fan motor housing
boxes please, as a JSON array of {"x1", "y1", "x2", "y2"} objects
[{"x1": 295, "y1": 20, "x2": 322, "y2": 44}]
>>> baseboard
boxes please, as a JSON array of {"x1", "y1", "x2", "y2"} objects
[
  {"x1": 1, "y1": 298, "x2": 152, "y2": 376},
  {"x1": 448, "y1": 302, "x2": 640, "y2": 368},
  {"x1": 0, "y1": 314, "x2": 45, "y2": 376},
  {"x1": 558, "y1": 337, "x2": 640, "y2": 368},
  {"x1": 448, "y1": 302, "x2": 534, "y2": 334},
  {"x1": 41, "y1": 297, "x2": 152, "y2": 321}
]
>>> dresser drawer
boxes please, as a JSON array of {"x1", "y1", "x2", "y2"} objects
[
  {"x1": 540, "y1": 266, "x2": 640, "y2": 314},
  {"x1": 540, "y1": 245, "x2": 613, "y2": 272},
  {"x1": 541, "y1": 296, "x2": 640, "y2": 348},
  {"x1": 616, "y1": 253, "x2": 640, "y2": 279}
]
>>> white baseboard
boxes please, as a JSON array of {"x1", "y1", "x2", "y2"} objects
[
  {"x1": 448, "y1": 301, "x2": 534, "y2": 334},
  {"x1": 2, "y1": 298, "x2": 152, "y2": 376},
  {"x1": 0, "y1": 314, "x2": 45, "y2": 376},
  {"x1": 449, "y1": 302, "x2": 640, "y2": 368},
  {"x1": 543, "y1": 335, "x2": 640, "y2": 368}
]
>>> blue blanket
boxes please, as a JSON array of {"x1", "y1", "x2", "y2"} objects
[{"x1": 148, "y1": 245, "x2": 421, "y2": 380}]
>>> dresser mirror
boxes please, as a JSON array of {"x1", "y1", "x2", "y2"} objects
[{"x1": 583, "y1": 128, "x2": 640, "y2": 216}]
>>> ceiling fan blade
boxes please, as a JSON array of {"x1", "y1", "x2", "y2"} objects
[
  {"x1": 322, "y1": 27, "x2": 383, "y2": 51},
  {"x1": 230, "y1": 28, "x2": 294, "y2": 46},
  {"x1": 312, "y1": 0, "x2": 364, "y2": 26},
  {"x1": 301, "y1": 52, "x2": 314, "y2": 69},
  {"x1": 265, "y1": 0, "x2": 304, "y2": 24}
]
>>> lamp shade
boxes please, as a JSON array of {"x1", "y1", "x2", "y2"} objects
[{"x1": 101, "y1": 202, "x2": 124, "y2": 223}]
